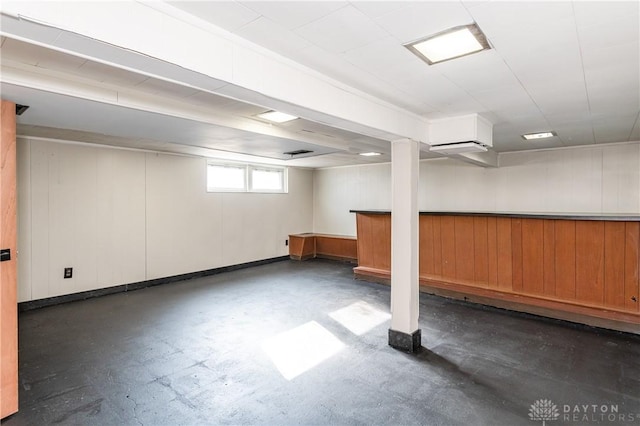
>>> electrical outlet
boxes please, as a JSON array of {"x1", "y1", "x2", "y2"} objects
[
  {"x1": 64, "y1": 267, "x2": 73, "y2": 279},
  {"x1": 285, "y1": 239, "x2": 288, "y2": 246}
]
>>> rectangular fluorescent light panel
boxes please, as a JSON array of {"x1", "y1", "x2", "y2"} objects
[
  {"x1": 406, "y1": 24, "x2": 490, "y2": 65},
  {"x1": 359, "y1": 152, "x2": 381, "y2": 156},
  {"x1": 522, "y1": 131, "x2": 557, "y2": 140},
  {"x1": 258, "y1": 111, "x2": 298, "y2": 123}
]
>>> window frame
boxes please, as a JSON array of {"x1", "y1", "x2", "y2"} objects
[{"x1": 206, "y1": 161, "x2": 288, "y2": 194}]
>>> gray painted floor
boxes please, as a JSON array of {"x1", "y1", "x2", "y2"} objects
[{"x1": 4, "y1": 259, "x2": 640, "y2": 425}]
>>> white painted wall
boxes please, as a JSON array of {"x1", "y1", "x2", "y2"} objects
[
  {"x1": 17, "y1": 138, "x2": 313, "y2": 302},
  {"x1": 313, "y1": 142, "x2": 640, "y2": 236}
]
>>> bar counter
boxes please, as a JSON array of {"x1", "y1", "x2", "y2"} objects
[{"x1": 350, "y1": 210, "x2": 640, "y2": 333}]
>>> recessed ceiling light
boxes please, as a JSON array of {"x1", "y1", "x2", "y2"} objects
[
  {"x1": 257, "y1": 111, "x2": 298, "y2": 123},
  {"x1": 405, "y1": 23, "x2": 490, "y2": 65},
  {"x1": 359, "y1": 152, "x2": 382, "y2": 157},
  {"x1": 522, "y1": 131, "x2": 557, "y2": 140}
]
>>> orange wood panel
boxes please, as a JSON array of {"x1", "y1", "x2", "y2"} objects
[
  {"x1": 440, "y1": 216, "x2": 456, "y2": 279},
  {"x1": 496, "y1": 218, "x2": 513, "y2": 291},
  {"x1": 543, "y1": 220, "x2": 556, "y2": 297},
  {"x1": 1, "y1": 100, "x2": 18, "y2": 418},
  {"x1": 522, "y1": 219, "x2": 544, "y2": 295},
  {"x1": 419, "y1": 215, "x2": 435, "y2": 276},
  {"x1": 604, "y1": 222, "x2": 626, "y2": 309},
  {"x1": 373, "y1": 214, "x2": 391, "y2": 271},
  {"x1": 432, "y1": 216, "x2": 443, "y2": 277},
  {"x1": 356, "y1": 214, "x2": 373, "y2": 267},
  {"x1": 288, "y1": 235, "x2": 306, "y2": 259},
  {"x1": 473, "y1": 217, "x2": 489, "y2": 287},
  {"x1": 625, "y1": 222, "x2": 640, "y2": 312},
  {"x1": 511, "y1": 218, "x2": 523, "y2": 293},
  {"x1": 454, "y1": 216, "x2": 475, "y2": 282},
  {"x1": 555, "y1": 220, "x2": 576, "y2": 300},
  {"x1": 315, "y1": 236, "x2": 357, "y2": 261},
  {"x1": 486, "y1": 217, "x2": 498, "y2": 288},
  {"x1": 575, "y1": 221, "x2": 605, "y2": 305}
]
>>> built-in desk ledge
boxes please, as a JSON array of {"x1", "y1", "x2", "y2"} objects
[{"x1": 350, "y1": 210, "x2": 640, "y2": 222}]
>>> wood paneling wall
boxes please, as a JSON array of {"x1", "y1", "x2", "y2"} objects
[
  {"x1": 289, "y1": 234, "x2": 357, "y2": 263},
  {"x1": 354, "y1": 213, "x2": 640, "y2": 326}
]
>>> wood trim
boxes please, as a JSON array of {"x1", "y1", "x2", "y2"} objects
[
  {"x1": 1, "y1": 100, "x2": 18, "y2": 418},
  {"x1": 289, "y1": 233, "x2": 357, "y2": 263}
]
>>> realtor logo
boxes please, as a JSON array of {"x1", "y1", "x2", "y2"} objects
[{"x1": 529, "y1": 399, "x2": 560, "y2": 425}]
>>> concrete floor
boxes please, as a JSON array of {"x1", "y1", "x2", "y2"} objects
[{"x1": 4, "y1": 259, "x2": 640, "y2": 425}]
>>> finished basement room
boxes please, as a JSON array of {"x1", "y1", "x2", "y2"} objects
[{"x1": 1, "y1": 1, "x2": 639, "y2": 425}]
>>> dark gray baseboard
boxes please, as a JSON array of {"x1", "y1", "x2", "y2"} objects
[{"x1": 19, "y1": 256, "x2": 289, "y2": 312}]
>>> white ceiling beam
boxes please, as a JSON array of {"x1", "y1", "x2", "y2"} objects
[{"x1": 0, "y1": 1, "x2": 429, "y2": 143}]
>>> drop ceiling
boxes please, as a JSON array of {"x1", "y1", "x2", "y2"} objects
[{"x1": 1, "y1": 1, "x2": 639, "y2": 168}]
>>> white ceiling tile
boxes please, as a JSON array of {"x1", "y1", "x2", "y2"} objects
[
  {"x1": 581, "y1": 41, "x2": 639, "y2": 72},
  {"x1": 593, "y1": 115, "x2": 637, "y2": 143},
  {"x1": 373, "y1": 2, "x2": 474, "y2": 43},
  {"x1": 576, "y1": 15, "x2": 640, "y2": 51},
  {"x1": 551, "y1": 123, "x2": 595, "y2": 146},
  {"x1": 234, "y1": 17, "x2": 312, "y2": 58},
  {"x1": 341, "y1": 36, "x2": 416, "y2": 72},
  {"x1": 167, "y1": 1, "x2": 260, "y2": 32},
  {"x1": 294, "y1": 5, "x2": 388, "y2": 53},
  {"x1": 241, "y1": 1, "x2": 348, "y2": 30},
  {"x1": 573, "y1": 1, "x2": 639, "y2": 28},
  {"x1": 470, "y1": 85, "x2": 534, "y2": 112},
  {"x1": 468, "y1": 1, "x2": 574, "y2": 40},
  {"x1": 350, "y1": 1, "x2": 406, "y2": 19},
  {"x1": 435, "y1": 50, "x2": 520, "y2": 93}
]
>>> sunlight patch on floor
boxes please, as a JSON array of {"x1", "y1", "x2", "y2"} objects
[
  {"x1": 328, "y1": 301, "x2": 391, "y2": 336},
  {"x1": 262, "y1": 321, "x2": 345, "y2": 380}
]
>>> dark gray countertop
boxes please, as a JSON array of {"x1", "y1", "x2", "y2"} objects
[{"x1": 349, "y1": 210, "x2": 640, "y2": 221}]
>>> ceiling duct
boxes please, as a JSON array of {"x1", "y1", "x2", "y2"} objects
[
  {"x1": 283, "y1": 149, "x2": 313, "y2": 156},
  {"x1": 428, "y1": 113, "x2": 492, "y2": 155}
]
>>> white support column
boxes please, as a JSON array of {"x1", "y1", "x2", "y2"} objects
[{"x1": 388, "y1": 138, "x2": 421, "y2": 352}]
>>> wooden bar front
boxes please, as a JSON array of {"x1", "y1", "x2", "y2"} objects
[{"x1": 352, "y1": 211, "x2": 640, "y2": 333}]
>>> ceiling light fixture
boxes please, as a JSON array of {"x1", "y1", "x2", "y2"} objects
[
  {"x1": 257, "y1": 111, "x2": 298, "y2": 123},
  {"x1": 359, "y1": 152, "x2": 382, "y2": 157},
  {"x1": 521, "y1": 131, "x2": 557, "y2": 140},
  {"x1": 405, "y1": 23, "x2": 490, "y2": 65}
]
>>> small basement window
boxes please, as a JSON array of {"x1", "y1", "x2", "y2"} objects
[
  {"x1": 207, "y1": 161, "x2": 287, "y2": 193},
  {"x1": 250, "y1": 166, "x2": 286, "y2": 192},
  {"x1": 207, "y1": 164, "x2": 246, "y2": 191}
]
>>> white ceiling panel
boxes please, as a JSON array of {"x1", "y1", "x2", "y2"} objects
[
  {"x1": 294, "y1": 5, "x2": 388, "y2": 53},
  {"x1": 167, "y1": 1, "x2": 260, "y2": 32},
  {"x1": 372, "y1": 1, "x2": 474, "y2": 43},
  {"x1": 241, "y1": 1, "x2": 348, "y2": 30},
  {"x1": 468, "y1": 1, "x2": 574, "y2": 40},
  {"x1": 576, "y1": 14, "x2": 640, "y2": 51},
  {"x1": 350, "y1": 2, "x2": 405, "y2": 19},
  {"x1": 434, "y1": 50, "x2": 520, "y2": 94},
  {"x1": 593, "y1": 115, "x2": 637, "y2": 143},
  {"x1": 573, "y1": 1, "x2": 639, "y2": 28},
  {"x1": 234, "y1": 17, "x2": 312, "y2": 58},
  {"x1": 341, "y1": 36, "x2": 417, "y2": 73}
]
